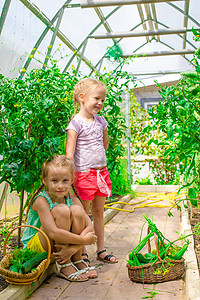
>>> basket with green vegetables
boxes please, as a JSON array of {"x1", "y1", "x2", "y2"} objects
[
  {"x1": 126, "y1": 214, "x2": 189, "y2": 283},
  {"x1": 127, "y1": 214, "x2": 189, "y2": 267},
  {"x1": 0, "y1": 225, "x2": 51, "y2": 285},
  {"x1": 9, "y1": 248, "x2": 48, "y2": 274}
]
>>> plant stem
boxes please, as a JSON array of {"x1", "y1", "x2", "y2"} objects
[{"x1": 17, "y1": 188, "x2": 25, "y2": 247}]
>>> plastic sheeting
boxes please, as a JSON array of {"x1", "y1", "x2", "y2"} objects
[{"x1": 0, "y1": 0, "x2": 200, "y2": 85}]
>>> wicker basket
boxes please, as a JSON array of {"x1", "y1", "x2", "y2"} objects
[
  {"x1": 0, "y1": 225, "x2": 51, "y2": 285},
  {"x1": 127, "y1": 258, "x2": 185, "y2": 283},
  {"x1": 127, "y1": 232, "x2": 185, "y2": 283}
]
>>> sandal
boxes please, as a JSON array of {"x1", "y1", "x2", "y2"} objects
[
  {"x1": 82, "y1": 253, "x2": 90, "y2": 264},
  {"x1": 55, "y1": 261, "x2": 88, "y2": 282},
  {"x1": 97, "y1": 250, "x2": 118, "y2": 264},
  {"x1": 73, "y1": 259, "x2": 98, "y2": 279}
]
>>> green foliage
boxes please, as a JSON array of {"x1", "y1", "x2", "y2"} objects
[
  {"x1": 109, "y1": 159, "x2": 134, "y2": 197},
  {"x1": 134, "y1": 176, "x2": 153, "y2": 185},
  {"x1": 0, "y1": 218, "x2": 19, "y2": 246},
  {"x1": 0, "y1": 221, "x2": 9, "y2": 236},
  {"x1": 0, "y1": 221, "x2": 10, "y2": 247},
  {"x1": 130, "y1": 95, "x2": 179, "y2": 184},
  {"x1": 127, "y1": 214, "x2": 196, "y2": 273},
  {"x1": 146, "y1": 38, "x2": 200, "y2": 205},
  {"x1": 0, "y1": 60, "x2": 137, "y2": 218},
  {"x1": 97, "y1": 69, "x2": 136, "y2": 192},
  {"x1": 0, "y1": 66, "x2": 77, "y2": 196},
  {"x1": 10, "y1": 247, "x2": 38, "y2": 273},
  {"x1": 141, "y1": 291, "x2": 159, "y2": 299}
]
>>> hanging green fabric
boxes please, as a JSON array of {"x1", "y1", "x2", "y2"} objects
[{"x1": 107, "y1": 42, "x2": 123, "y2": 62}]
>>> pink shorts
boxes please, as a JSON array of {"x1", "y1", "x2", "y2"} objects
[{"x1": 74, "y1": 167, "x2": 112, "y2": 201}]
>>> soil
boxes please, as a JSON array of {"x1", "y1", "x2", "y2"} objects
[
  {"x1": 0, "y1": 216, "x2": 23, "y2": 292},
  {"x1": 0, "y1": 234, "x2": 22, "y2": 292},
  {"x1": 189, "y1": 206, "x2": 200, "y2": 273}
]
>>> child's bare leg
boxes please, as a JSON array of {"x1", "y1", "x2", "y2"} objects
[
  {"x1": 40, "y1": 204, "x2": 87, "y2": 280},
  {"x1": 70, "y1": 204, "x2": 97, "y2": 278},
  {"x1": 81, "y1": 200, "x2": 91, "y2": 258},
  {"x1": 92, "y1": 196, "x2": 117, "y2": 263}
]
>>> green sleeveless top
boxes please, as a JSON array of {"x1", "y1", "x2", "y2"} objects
[{"x1": 21, "y1": 191, "x2": 73, "y2": 248}]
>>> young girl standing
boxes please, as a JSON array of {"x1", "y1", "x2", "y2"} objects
[
  {"x1": 65, "y1": 78, "x2": 118, "y2": 264},
  {"x1": 22, "y1": 155, "x2": 98, "y2": 282}
]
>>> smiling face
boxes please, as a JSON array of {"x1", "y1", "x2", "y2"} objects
[
  {"x1": 43, "y1": 166, "x2": 72, "y2": 203},
  {"x1": 79, "y1": 85, "x2": 106, "y2": 116}
]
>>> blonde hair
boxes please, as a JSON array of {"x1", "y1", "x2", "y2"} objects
[
  {"x1": 42, "y1": 155, "x2": 75, "y2": 183},
  {"x1": 26, "y1": 156, "x2": 76, "y2": 218},
  {"x1": 72, "y1": 78, "x2": 106, "y2": 116}
]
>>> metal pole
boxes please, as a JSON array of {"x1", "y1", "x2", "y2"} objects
[
  {"x1": 125, "y1": 93, "x2": 131, "y2": 185},
  {"x1": 128, "y1": 70, "x2": 192, "y2": 75},
  {"x1": 0, "y1": 0, "x2": 11, "y2": 35},
  {"x1": 81, "y1": 0, "x2": 183, "y2": 8},
  {"x1": 118, "y1": 49, "x2": 195, "y2": 58},
  {"x1": 43, "y1": 7, "x2": 64, "y2": 69},
  {"x1": 75, "y1": 39, "x2": 88, "y2": 75},
  {"x1": 92, "y1": 27, "x2": 190, "y2": 39}
]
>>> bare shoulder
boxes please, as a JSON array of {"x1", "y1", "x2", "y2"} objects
[{"x1": 32, "y1": 195, "x2": 49, "y2": 211}]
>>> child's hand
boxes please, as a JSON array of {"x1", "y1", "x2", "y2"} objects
[
  {"x1": 84, "y1": 232, "x2": 97, "y2": 245},
  {"x1": 53, "y1": 244, "x2": 81, "y2": 264}
]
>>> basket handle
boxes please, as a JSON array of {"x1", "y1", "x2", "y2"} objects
[
  {"x1": 147, "y1": 227, "x2": 162, "y2": 262},
  {"x1": 153, "y1": 232, "x2": 162, "y2": 262},
  {"x1": 3, "y1": 225, "x2": 51, "y2": 279}
]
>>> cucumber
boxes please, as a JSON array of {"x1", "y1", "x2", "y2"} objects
[
  {"x1": 144, "y1": 253, "x2": 156, "y2": 261},
  {"x1": 136, "y1": 253, "x2": 149, "y2": 264},
  {"x1": 21, "y1": 252, "x2": 48, "y2": 274}
]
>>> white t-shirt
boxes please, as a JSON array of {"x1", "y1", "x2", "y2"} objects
[{"x1": 65, "y1": 114, "x2": 108, "y2": 171}]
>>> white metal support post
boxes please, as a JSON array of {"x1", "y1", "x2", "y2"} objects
[{"x1": 125, "y1": 93, "x2": 131, "y2": 184}]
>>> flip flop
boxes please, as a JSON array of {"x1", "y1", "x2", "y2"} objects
[
  {"x1": 97, "y1": 249, "x2": 118, "y2": 263},
  {"x1": 55, "y1": 261, "x2": 88, "y2": 282}
]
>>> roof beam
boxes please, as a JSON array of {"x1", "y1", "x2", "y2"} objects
[
  {"x1": 121, "y1": 49, "x2": 194, "y2": 58},
  {"x1": 19, "y1": 0, "x2": 97, "y2": 73},
  {"x1": 144, "y1": 4, "x2": 155, "y2": 39},
  {"x1": 137, "y1": 5, "x2": 150, "y2": 42},
  {"x1": 168, "y1": 2, "x2": 200, "y2": 28},
  {"x1": 94, "y1": 7, "x2": 113, "y2": 35},
  {"x1": 131, "y1": 70, "x2": 192, "y2": 76},
  {"x1": 183, "y1": 0, "x2": 190, "y2": 49},
  {"x1": 81, "y1": 0, "x2": 183, "y2": 8},
  {"x1": 63, "y1": 6, "x2": 121, "y2": 73},
  {"x1": 151, "y1": 3, "x2": 160, "y2": 41},
  {"x1": 0, "y1": 0, "x2": 12, "y2": 35},
  {"x1": 92, "y1": 27, "x2": 190, "y2": 39}
]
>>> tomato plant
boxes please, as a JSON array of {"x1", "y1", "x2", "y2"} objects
[
  {"x1": 130, "y1": 95, "x2": 179, "y2": 184},
  {"x1": 145, "y1": 30, "x2": 200, "y2": 205}
]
